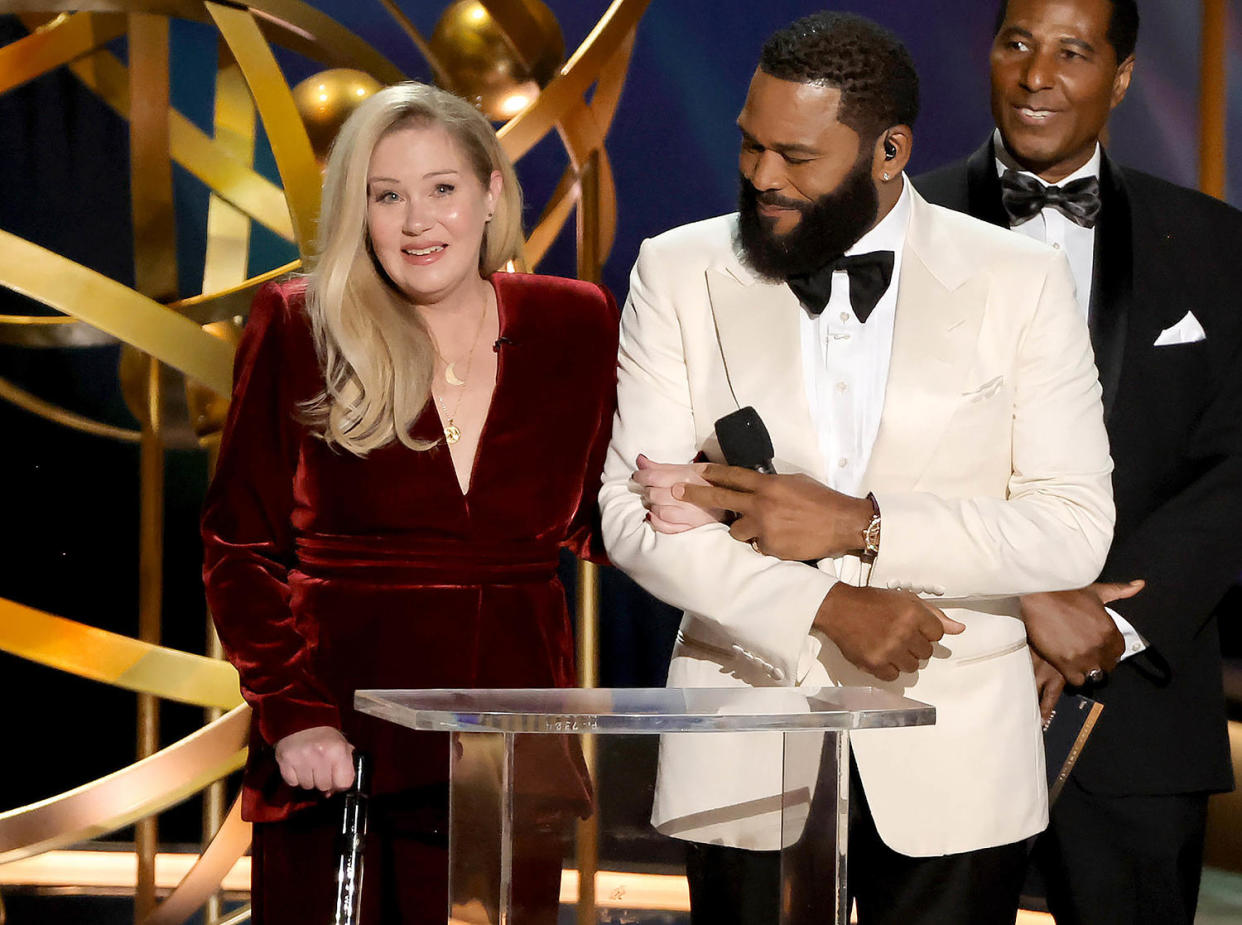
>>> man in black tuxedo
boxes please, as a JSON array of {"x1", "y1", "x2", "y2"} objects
[{"x1": 916, "y1": 0, "x2": 1242, "y2": 922}]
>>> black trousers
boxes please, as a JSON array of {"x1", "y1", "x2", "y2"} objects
[
  {"x1": 685, "y1": 763, "x2": 1028, "y2": 925},
  {"x1": 1030, "y1": 778, "x2": 1209, "y2": 925}
]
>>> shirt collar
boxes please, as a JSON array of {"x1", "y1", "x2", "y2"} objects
[{"x1": 992, "y1": 128, "x2": 1101, "y2": 187}]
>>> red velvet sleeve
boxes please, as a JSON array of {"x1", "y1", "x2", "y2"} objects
[
  {"x1": 561, "y1": 282, "x2": 620, "y2": 566},
  {"x1": 201, "y1": 281, "x2": 341, "y2": 746}
]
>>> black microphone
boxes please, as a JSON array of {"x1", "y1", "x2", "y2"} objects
[{"x1": 715, "y1": 407, "x2": 776, "y2": 474}]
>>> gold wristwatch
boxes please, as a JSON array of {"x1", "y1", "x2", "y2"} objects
[{"x1": 861, "y1": 492, "x2": 881, "y2": 564}]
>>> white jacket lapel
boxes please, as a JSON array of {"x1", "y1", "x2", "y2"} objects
[
  {"x1": 706, "y1": 257, "x2": 823, "y2": 476},
  {"x1": 865, "y1": 193, "x2": 986, "y2": 492}
]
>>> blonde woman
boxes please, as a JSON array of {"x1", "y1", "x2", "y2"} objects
[{"x1": 202, "y1": 82, "x2": 617, "y2": 923}]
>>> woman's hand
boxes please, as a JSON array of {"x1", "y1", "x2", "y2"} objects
[
  {"x1": 274, "y1": 725, "x2": 355, "y2": 793},
  {"x1": 631, "y1": 455, "x2": 724, "y2": 533}
]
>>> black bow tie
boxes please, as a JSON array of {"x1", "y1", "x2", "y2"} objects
[
  {"x1": 1000, "y1": 169, "x2": 1102, "y2": 228},
  {"x1": 787, "y1": 251, "x2": 895, "y2": 323}
]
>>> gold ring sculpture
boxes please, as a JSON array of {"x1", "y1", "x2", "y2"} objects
[{"x1": 0, "y1": 1, "x2": 651, "y2": 921}]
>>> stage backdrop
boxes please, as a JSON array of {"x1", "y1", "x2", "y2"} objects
[{"x1": 0, "y1": 1, "x2": 1237, "y2": 837}]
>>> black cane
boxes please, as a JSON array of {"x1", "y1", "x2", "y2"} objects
[{"x1": 331, "y1": 751, "x2": 370, "y2": 925}]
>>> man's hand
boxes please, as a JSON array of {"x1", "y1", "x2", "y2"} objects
[
  {"x1": 674, "y1": 464, "x2": 873, "y2": 560},
  {"x1": 813, "y1": 583, "x2": 966, "y2": 682},
  {"x1": 1031, "y1": 648, "x2": 1066, "y2": 727},
  {"x1": 274, "y1": 725, "x2": 355, "y2": 793},
  {"x1": 631, "y1": 455, "x2": 723, "y2": 533},
  {"x1": 1020, "y1": 580, "x2": 1145, "y2": 686}
]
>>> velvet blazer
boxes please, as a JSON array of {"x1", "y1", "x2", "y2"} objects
[{"x1": 202, "y1": 273, "x2": 618, "y2": 822}]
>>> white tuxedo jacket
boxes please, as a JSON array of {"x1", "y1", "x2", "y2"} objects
[{"x1": 599, "y1": 189, "x2": 1115, "y2": 857}]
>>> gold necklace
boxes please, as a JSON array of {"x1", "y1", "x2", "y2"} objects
[{"x1": 433, "y1": 295, "x2": 489, "y2": 446}]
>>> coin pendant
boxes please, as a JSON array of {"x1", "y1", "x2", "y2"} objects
[{"x1": 444, "y1": 423, "x2": 461, "y2": 445}]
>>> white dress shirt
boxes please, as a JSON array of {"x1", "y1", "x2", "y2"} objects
[
  {"x1": 994, "y1": 130, "x2": 1098, "y2": 318},
  {"x1": 800, "y1": 177, "x2": 911, "y2": 497},
  {"x1": 994, "y1": 132, "x2": 1148, "y2": 660}
]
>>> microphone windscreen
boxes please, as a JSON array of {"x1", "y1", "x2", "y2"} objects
[{"x1": 715, "y1": 407, "x2": 775, "y2": 470}]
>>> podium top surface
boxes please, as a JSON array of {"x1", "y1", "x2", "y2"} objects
[{"x1": 354, "y1": 687, "x2": 934, "y2": 734}]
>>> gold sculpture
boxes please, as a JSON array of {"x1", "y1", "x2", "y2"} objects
[
  {"x1": 290, "y1": 67, "x2": 383, "y2": 164},
  {"x1": 429, "y1": 0, "x2": 563, "y2": 120},
  {"x1": 0, "y1": 0, "x2": 650, "y2": 921}
]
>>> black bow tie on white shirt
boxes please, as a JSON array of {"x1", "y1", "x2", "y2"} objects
[
  {"x1": 1000, "y1": 169, "x2": 1102, "y2": 228},
  {"x1": 787, "y1": 251, "x2": 895, "y2": 323}
]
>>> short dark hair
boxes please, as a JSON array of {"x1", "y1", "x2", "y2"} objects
[
  {"x1": 758, "y1": 12, "x2": 920, "y2": 142},
  {"x1": 993, "y1": 0, "x2": 1140, "y2": 63}
]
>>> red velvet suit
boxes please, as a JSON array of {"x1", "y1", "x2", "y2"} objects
[{"x1": 201, "y1": 273, "x2": 617, "y2": 921}]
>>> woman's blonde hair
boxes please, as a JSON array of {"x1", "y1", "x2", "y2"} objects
[{"x1": 302, "y1": 81, "x2": 524, "y2": 456}]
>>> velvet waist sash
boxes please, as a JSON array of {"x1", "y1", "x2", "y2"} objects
[{"x1": 294, "y1": 533, "x2": 561, "y2": 584}]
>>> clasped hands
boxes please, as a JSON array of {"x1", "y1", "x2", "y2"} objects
[
  {"x1": 633, "y1": 455, "x2": 873, "y2": 559},
  {"x1": 632, "y1": 456, "x2": 964, "y2": 682},
  {"x1": 633, "y1": 457, "x2": 1146, "y2": 697}
]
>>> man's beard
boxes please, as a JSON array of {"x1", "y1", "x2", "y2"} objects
[{"x1": 736, "y1": 156, "x2": 880, "y2": 282}]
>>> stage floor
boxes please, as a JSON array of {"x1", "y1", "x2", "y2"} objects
[{"x1": 3, "y1": 868, "x2": 1242, "y2": 924}]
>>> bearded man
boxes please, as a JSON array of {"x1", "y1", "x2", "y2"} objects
[{"x1": 600, "y1": 11, "x2": 1116, "y2": 924}]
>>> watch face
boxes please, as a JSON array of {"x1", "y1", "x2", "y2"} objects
[{"x1": 864, "y1": 516, "x2": 881, "y2": 557}]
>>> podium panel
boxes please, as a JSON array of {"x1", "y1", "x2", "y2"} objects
[{"x1": 356, "y1": 687, "x2": 933, "y2": 925}]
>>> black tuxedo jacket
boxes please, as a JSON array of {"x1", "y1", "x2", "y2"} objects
[{"x1": 916, "y1": 140, "x2": 1242, "y2": 796}]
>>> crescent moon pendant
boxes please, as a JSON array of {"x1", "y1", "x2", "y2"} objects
[{"x1": 445, "y1": 362, "x2": 465, "y2": 386}]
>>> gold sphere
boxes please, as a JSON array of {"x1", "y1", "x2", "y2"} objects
[
  {"x1": 291, "y1": 68, "x2": 384, "y2": 163},
  {"x1": 430, "y1": 0, "x2": 565, "y2": 120},
  {"x1": 118, "y1": 319, "x2": 243, "y2": 443},
  {"x1": 186, "y1": 319, "x2": 244, "y2": 440},
  {"x1": 118, "y1": 343, "x2": 153, "y2": 429}
]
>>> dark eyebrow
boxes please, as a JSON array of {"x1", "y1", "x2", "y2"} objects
[
  {"x1": 1060, "y1": 36, "x2": 1096, "y2": 54},
  {"x1": 998, "y1": 25, "x2": 1096, "y2": 55},
  {"x1": 998, "y1": 25, "x2": 1033, "y2": 40},
  {"x1": 737, "y1": 125, "x2": 821, "y2": 157}
]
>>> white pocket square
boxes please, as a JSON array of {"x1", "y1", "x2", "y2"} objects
[{"x1": 1153, "y1": 311, "x2": 1206, "y2": 346}]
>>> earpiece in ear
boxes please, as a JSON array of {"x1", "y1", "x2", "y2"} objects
[{"x1": 884, "y1": 139, "x2": 897, "y2": 160}]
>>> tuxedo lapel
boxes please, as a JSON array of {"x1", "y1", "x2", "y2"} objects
[
  {"x1": 966, "y1": 139, "x2": 1010, "y2": 229},
  {"x1": 968, "y1": 137, "x2": 1130, "y2": 420},
  {"x1": 1090, "y1": 153, "x2": 1133, "y2": 422},
  {"x1": 865, "y1": 193, "x2": 986, "y2": 492},
  {"x1": 706, "y1": 259, "x2": 823, "y2": 475}
]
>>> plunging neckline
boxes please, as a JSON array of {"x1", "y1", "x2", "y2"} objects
[{"x1": 430, "y1": 276, "x2": 504, "y2": 500}]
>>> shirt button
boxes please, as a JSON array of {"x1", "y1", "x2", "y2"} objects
[
  {"x1": 838, "y1": 457, "x2": 848, "y2": 468},
  {"x1": 839, "y1": 312, "x2": 851, "y2": 323},
  {"x1": 1052, "y1": 242, "x2": 1061, "y2": 249},
  {"x1": 835, "y1": 381, "x2": 848, "y2": 393}
]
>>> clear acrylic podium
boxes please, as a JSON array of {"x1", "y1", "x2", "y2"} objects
[{"x1": 355, "y1": 687, "x2": 933, "y2": 925}]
